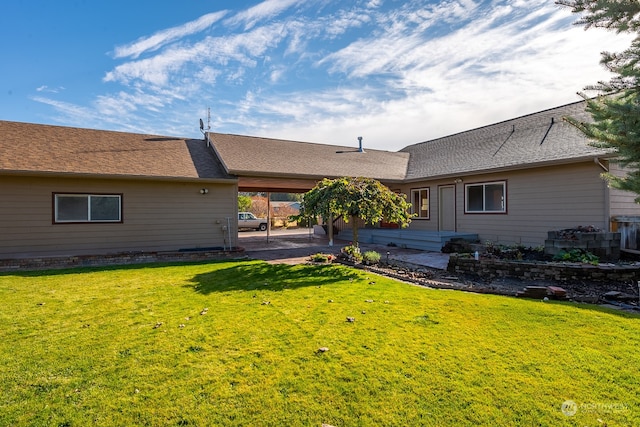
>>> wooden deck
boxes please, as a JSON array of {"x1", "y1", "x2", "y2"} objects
[{"x1": 335, "y1": 228, "x2": 478, "y2": 252}]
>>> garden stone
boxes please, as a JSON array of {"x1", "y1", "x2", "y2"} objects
[{"x1": 603, "y1": 291, "x2": 622, "y2": 298}]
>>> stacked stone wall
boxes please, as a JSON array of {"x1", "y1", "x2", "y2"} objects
[
  {"x1": 0, "y1": 249, "x2": 244, "y2": 272},
  {"x1": 448, "y1": 254, "x2": 640, "y2": 284}
]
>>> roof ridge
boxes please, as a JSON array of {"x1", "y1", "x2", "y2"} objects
[
  {"x1": 208, "y1": 131, "x2": 402, "y2": 154},
  {"x1": 0, "y1": 119, "x2": 188, "y2": 140}
]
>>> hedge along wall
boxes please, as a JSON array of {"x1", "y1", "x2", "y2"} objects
[{"x1": 447, "y1": 254, "x2": 640, "y2": 284}]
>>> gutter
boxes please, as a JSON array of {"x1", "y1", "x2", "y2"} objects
[{"x1": 0, "y1": 170, "x2": 238, "y2": 184}]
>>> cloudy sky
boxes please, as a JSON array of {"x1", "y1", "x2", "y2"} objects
[{"x1": 0, "y1": 0, "x2": 633, "y2": 151}]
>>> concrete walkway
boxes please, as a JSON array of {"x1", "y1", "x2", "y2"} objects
[{"x1": 238, "y1": 230, "x2": 450, "y2": 269}]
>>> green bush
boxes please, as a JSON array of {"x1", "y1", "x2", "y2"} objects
[
  {"x1": 341, "y1": 245, "x2": 363, "y2": 263},
  {"x1": 310, "y1": 253, "x2": 333, "y2": 263},
  {"x1": 363, "y1": 250, "x2": 381, "y2": 265},
  {"x1": 552, "y1": 249, "x2": 599, "y2": 265}
]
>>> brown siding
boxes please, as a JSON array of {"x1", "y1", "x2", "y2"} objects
[
  {"x1": 0, "y1": 175, "x2": 237, "y2": 258},
  {"x1": 400, "y1": 162, "x2": 609, "y2": 247}
]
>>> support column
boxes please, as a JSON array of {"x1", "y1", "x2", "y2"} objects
[
  {"x1": 267, "y1": 192, "x2": 271, "y2": 243},
  {"x1": 328, "y1": 213, "x2": 334, "y2": 247}
]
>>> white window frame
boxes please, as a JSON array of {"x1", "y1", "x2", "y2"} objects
[
  {"x1": 54, "y1": 193, "x2": 122, "y2": 223},
  {"x1": 410, "y1": 188, "x2": 430, "y2": 219},
  {"x1": 464, "y1": 181, "x2": 506, "y2": 213}
]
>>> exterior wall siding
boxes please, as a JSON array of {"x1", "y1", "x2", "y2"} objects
[
  {"x1": 608, "y1": 162, "x2": 640, "y2": 217},
  {"x1": 400, "y1": 162, "x2": 609, "y2": 247},
  {"x1": 0, "y1": 175, "x2": 237, "y2": 258}
]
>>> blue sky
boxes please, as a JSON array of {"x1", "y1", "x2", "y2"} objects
[{"x1": 0, "y1": 0, "x2": 633, "y2": 151}]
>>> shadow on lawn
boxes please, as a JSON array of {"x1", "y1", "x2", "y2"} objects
[{"x1": 187, "y1": 262, "x2": 360, "y2": 294}]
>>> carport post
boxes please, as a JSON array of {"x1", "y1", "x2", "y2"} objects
[
  {"x1": 267, "y1": 192, "x2": 271, "y2": 243},
  {"x1": 328, "y1": 213, "x2": 334, "y2": 247}
]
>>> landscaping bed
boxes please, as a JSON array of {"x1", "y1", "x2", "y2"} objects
[{"x1": 322, "y1": 245, "x2": 640, "y2": 310}]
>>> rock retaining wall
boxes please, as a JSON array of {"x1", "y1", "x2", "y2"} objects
[
  {"x1": 0, "y1": 249, "x2": 245, "y2": 272},
  {"x1": 447, "y1": 254, "x2": 640, "y2": 284}
]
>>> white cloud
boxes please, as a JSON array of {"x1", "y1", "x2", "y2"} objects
[
  {"x1": 105, "y1": 21, "x2": 288, "y2": 87},
  {"x1": 35, "y1": 0, "x2": 639, "y2": 151},
  {"x1": 224, "y1": 0, "x2": 303, "y2": 30},
  {"x1": 113, "y1": 11, "x2": 227, "y2": 59}
]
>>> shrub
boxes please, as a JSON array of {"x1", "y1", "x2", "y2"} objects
[
  {"x1": 341, "y1": 245, "x2": 363, "y2": 263},
  {"x1": 363, "y1": 251, "x2": 381, "y2": 265},
  {"x1": 552, "y1": 249, "x2": 599, "y2": 265},
  {"x1": 310, "y1": 253, "x2": 333, "y2": 263}
]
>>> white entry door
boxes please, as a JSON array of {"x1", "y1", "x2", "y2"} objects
[{"x1": 439, "y1": 185, "x2": 456, "y2": 231}]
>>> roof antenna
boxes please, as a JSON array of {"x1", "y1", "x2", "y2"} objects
[
  {"x1": 358, "y1": 136, "x2": 364, "y2": 153},
  {"x1": 199, "y1": 107, "x2": 211, "y2": 147}
]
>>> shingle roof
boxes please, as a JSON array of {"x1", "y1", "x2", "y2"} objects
[
  {"x1": 0, "y1": 121, "x2": 233, "y2": 181},
  {"x1": 209, "y1": 132, "x2": 410, "y2": 182},
  {"x1": 401, "y1": 100, "x2": 611, "y2": 181},
  {"x1": 0, "y1": 100, "x2": 608, "y2": 185}
]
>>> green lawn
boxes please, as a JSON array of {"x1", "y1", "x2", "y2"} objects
[{"x1": 0, "y1": 261, "x2": 638, "y2": 426}]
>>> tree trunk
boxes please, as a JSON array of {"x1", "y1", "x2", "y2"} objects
[{"x1": 351, "y1": 214, "x2": 359, "y2": 247}]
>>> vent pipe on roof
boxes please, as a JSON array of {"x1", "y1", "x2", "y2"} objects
[
  {"x1": 358, "y1": 136, "x2": 364, "y2": 153},
  {"x1": 540, "y1": 117, "x2": 555, "y2": 146}
]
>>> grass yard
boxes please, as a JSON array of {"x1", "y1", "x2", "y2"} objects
[{"x1": 0, "y1": 260, "x2": 639, "y2": 426}]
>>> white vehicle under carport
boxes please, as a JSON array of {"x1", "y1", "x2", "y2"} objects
[{"x1": 238, "y1": 212, "x2": 268, "y2": 231}]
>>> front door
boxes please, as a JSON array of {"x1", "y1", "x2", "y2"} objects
[{"x1": 439, "y1": 185, "x2": 456, "y2": 231}]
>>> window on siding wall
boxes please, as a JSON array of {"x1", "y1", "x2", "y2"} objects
[
  {"x1": 465, "y1": 182, "x2": 506, "y2": 213},
  {"x1": 411, "y1": 188, "x2": 430, "y2": 218},
  {"x1": 54, "y1": 194, "x2": 122, "y2": 223}
]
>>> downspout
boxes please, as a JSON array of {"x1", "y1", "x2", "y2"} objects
[
  {"x1": 594, "y1": 157, "x2": 609, "y2": 172},
  {"x1": 595, "y1": 157, "x2": 611, "y2": 231}
]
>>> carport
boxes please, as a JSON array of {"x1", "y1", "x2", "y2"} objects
[{"x1": 207, "y1": 132, "x2": 410, "y2": 249}]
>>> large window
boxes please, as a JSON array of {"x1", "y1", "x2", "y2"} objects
[
  {"x1": 54, "y1": 194, "x2": 122, "y2": 223},
  {"x1": 410, "y1": 188, "x2": 430, "y2": 219},
  {"x1": 465, "y1": 181, "x2": 506, "y2": 213}
]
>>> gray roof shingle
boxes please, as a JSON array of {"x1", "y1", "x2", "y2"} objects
[{"x1": 401, "y1": 101, "x2": 610, "y2": 181}]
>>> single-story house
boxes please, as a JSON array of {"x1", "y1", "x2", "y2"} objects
[
  {"x1": 270, "y1": 201, "x2": 301, "y2": 214},
  {"x1": 395, "y1": 101, "x2": 639, "y2": 247},
  {"x1": 1, "y1": 100, "x2": 639, "y2": 260},
  {"x1": 0, "y1": 121, "x2": 237, "y2": 259},
  {"x1": 208, "y1": 101, "x2": 639, "y2": 248}
]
